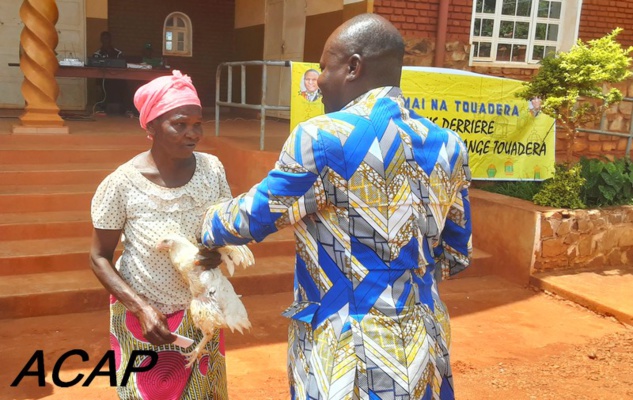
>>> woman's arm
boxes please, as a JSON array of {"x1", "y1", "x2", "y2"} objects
[{"x1": 89, "y1": 228, "x2": 176, "y2": 345}]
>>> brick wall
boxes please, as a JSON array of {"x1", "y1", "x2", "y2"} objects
[
  {"x1": 578, "y1": 0, "x2": 633, "y2": 47},
  {"x1": 446, "y1": 0, "x2": 473, "y2": 38},
  {"x1": 108, "y1": 0, "x2": 235, "y2": 106},
  {"x1": 374, "y1": 0, "x2": 440, "y2": 38},
  {"x1": 374, "y1": 1, "x2": 535, "y2": 76},
  {"x1": 374, "y1": 0, "x2": 472, "y2": 69},
  {"x1": 372, "y1": 0, "x2": 482, "y2": 41},
  {"x1": 374, "y1": 0, "x2": 633, "y2": 74},
  {"x1": 559, "y1": 77, "x2": 633, "y2": 161}
]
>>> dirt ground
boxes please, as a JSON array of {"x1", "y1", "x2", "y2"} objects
[
  {"x1": 453, "y1": 330, "x2": 633, "y2": 400},
  {"x1": 1, "y1": 276, "x2": 631, "y2": 400}
]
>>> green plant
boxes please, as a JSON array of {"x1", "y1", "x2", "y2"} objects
[
  {"x1": 517, "y1": 28, "x2": 633, "y2": 163},
  {"x1": 533, "y1": 164, "x2": 586, "y2": 209},
  {"x1": 580, "y1": 157, "x2": 633, "y2": 207},
  {"x1": 480, "y1": 180, "x2": 542, "y2": 201}
]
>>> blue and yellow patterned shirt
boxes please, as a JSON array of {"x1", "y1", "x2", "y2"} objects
[{"x1": 203, "y1": 86, "x2": 472, "y2": 399}]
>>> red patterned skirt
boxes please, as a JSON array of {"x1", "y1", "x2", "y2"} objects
[{"x1": 109, "y1": 296, "x2": 227, "y2": 399}]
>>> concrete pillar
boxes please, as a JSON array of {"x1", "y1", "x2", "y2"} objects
[{"x1": 13, "y1": 0, "x2": 68, "y2": 134}]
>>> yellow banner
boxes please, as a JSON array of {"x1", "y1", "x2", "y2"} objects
[{"x1": 290, "y1": 63, "x2": 555, "y2": 180}]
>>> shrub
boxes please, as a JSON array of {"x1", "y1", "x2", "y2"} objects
[
  {"x1": 481, "y1": 159, "x2": 633, "y2": 209},
  {"x1": 516, "y1": 28, "x2": 633, "y2": 163},
  {"x1": 479, "y1": 180, "x2": 542, "y2": 202},
  {"x1": 533, "y1": 164, "x2": 587, "y2": 208},
  {"x1": 580, "y1": 157, "x2": 633, "y2": 207}
]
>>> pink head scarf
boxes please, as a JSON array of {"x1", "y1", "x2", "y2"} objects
[{"x1": 134, "y1": 70, "x2": 201, "y2": 130}]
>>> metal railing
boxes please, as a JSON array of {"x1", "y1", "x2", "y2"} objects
[
  {"x1": 576, "y1": 97, "x2": 633, "y2": 159},
  {"x1": 215, "y1": 60, "x2": 291, "y2": 150}
]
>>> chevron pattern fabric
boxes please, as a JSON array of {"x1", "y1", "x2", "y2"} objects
[{"x1": 203, "y1": 86, "x2": 472, "y2": 399}]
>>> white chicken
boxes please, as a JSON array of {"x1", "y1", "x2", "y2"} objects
[{"x1": 156, "y1": 234, "x2": 254, "y2": 367}]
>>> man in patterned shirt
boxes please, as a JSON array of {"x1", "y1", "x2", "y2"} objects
[{"x1": 202, "y1": 13, "x2": 472, "y2": 400}]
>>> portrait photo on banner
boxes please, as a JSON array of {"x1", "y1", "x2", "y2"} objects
[{"x1": 290, "y1": 62, "x2": 325, "y2": 131}]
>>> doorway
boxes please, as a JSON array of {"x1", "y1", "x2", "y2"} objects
[{"x1": 263, "y1": 0, "x2": 306, "y2": 119}]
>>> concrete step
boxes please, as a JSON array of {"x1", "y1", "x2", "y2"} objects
[
  {"x1": 0, "y1": 230, "x2": 296, "y2": 275},
  {"x1": 0, "y1": 237, "x2": 103, "y2": 276},
  {"x1": 229, "y1": 255, "x2": 295, "y2": 296},
  {"x1": 250, "y1": 228, "x2": 295, "y2": 258},
  {"x1": 0, "y1": 184, "x2": 100, "y2": 194},
  {"x1": 0, "y1": 148, "x2": 146, "y2": 165},
  {"x1": 0, "y1": 254, "x2": 295, "y2": 319},
  {"x1": 0, "y1": 133, "x2": 149, "y2": 147},
  {"x1": 0, "y1": 160, "x2": 120, "y2": 172},
  {"x1": 0, "y1": 185, "x2": 94, "y2": 213},
  {"x1": 448, "y1": 247, "x2": 494, "y2": 279},
  {"x1": 0, "y1": 167, "x2": 114, "y2": 186},
  {"x1": 0, "y1": 211, "x2": 93, "y2": 240},
  {"x1": 0, "y1": 132, "x2": 217, "y2": 148},
  {"x1": 530, "y1": 265, "x2": 633, "y2": 327},
  {"x1": 0, "y1": 143, "x2": 215, "y2": 166},
  {"x1": 0, "y1": 270, "x2": 108, "y2": 319},
  {"x1": 0, "y1": 162, "x2": 119, "y2": 172},
  {"x1": 0, "y1": 142, "x2": 146, "y2": 150}
]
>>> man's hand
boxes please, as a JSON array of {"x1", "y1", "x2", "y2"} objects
[{"x1": 195, "y1": 245, "x2": 223, "y2": 270}]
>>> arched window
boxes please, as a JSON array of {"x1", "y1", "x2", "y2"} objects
[{"x1": 163, "y1": 12, "x2": 192, "y2": 57}]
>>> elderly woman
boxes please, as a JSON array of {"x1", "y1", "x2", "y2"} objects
[{"x1": 89, "y1": 70, "x2": 230, "y2": 399}]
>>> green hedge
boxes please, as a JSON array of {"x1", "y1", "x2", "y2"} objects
[{"x1": 480, "y1": 157, "x2": 633, "y2": 209}]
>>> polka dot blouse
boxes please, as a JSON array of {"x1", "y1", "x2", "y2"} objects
[{"x1": 91, "y1": 152, "x2": 232, "y2": 314}]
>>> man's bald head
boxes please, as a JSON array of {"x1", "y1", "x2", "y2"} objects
[
  {"x1": 317, "y1": 14, "x2": 405, "y2": 112},
  {"x1": 335, "y1": 13, "x2": 405, "y2": 71}
]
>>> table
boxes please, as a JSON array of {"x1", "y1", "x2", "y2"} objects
[
  {"x1": 56, "y1": 65, "x2": 171, "y2": 81},
  {"x1": 8, "y1": 63, "x2": 171, "y2": 81}
]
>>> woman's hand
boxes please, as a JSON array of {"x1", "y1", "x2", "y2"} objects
[
  {"x1": 195, "y1": 245, "x2": 223, "y2": 271},
  {"x1": 136, "y1": 305, "x2": 177, "y2": 346}
]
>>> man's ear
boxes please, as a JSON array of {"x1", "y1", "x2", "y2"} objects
[{"x1": 347, "y1": 54, "x2": 362, "y2": 81}]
